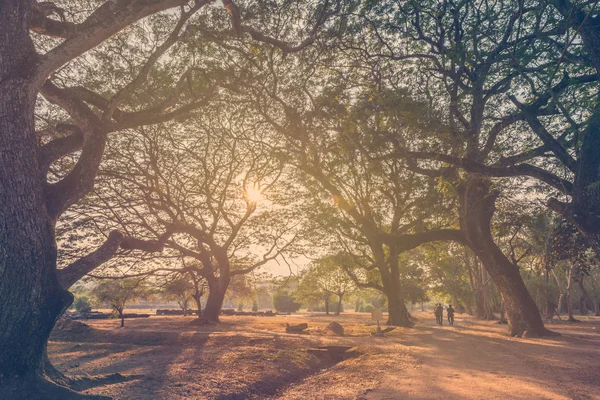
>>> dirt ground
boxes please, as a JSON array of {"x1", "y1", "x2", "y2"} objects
[{"x1": 48, "y1": 311, "x2": 600, "y2": 400}]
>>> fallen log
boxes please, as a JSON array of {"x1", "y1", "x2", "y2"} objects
[{"x1": 285, "y1": 323, "x2": 308, "y2": 333}]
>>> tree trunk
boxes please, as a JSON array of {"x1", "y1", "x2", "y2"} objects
[
  {"x1": 192, "y1": 295, "x2": 202, "y2": 318},
  {"x1": 325, "y1": 296, "x2": 330, "y2": 315},
  {"x1": 499, "y1": 298, "x2": 508, "y2": 324},
  {"x1": 566, "y1": 286, "x2": 575, "y2": 321},
  {"x1": 0, "y1": 5, "x2": 88, "y2": 397},
  {"x1": 468, "y1": 254, "x2": 495, "y2": 319},
  {"x1": 557, "y1": 292, "x2": 564, "y2": 316},
  {"x1": 459, "y1": 178, "x2": 552, "y2": 337},
  {"x1": 565, "y1": 263, "x2": 577, "y2": 322},
  {"x1": 578, "y1": 278, "x2": 591, "y2": 315},
  {"x1": 336, "y1": 293, "x2": 343, "y2": 315},
  {"x1": 383, "y1": 280, "x2": 412, "y2": 326},
  {"x1": 203, "y1": 277, "x2": 229, "y2": 323}
]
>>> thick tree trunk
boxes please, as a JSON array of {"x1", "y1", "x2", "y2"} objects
[
  {"x1": 202, "y1": 278, "x2": 229, "y2": 323},
  {"x1": 459, "y1": 178, "x2": 552, "y2": 337},
  {"x1": 0, "y1": 4, "x2": 88, "y2": 397},
  {"x1": 325, "y1": 296, "x2": 330, "y2": 315},
  {"x1": 383, "y1": 281, "x2": 412, "y2": 327}
]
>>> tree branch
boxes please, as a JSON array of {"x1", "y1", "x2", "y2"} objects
[
  {"x1": 35, "y1": 0, "x2": 194, "y2": 83},
  {"x1": 57, "y1": 228, "x2": 173, "y2": 290}
]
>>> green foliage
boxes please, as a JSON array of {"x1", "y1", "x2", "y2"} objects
[
  {"x1": 422, "y1": 244, "x2": 474, "y2": 309},
  {"x1": 273, "y1": 290, "x2": 302, "y2": 313},
  {"x1": 91, "y1": 278, "x2": 149, "y2": 316},
  {"x1": 162, "y1": 276, "x2": 194, "y2": 310},
  {"x1": 72, "y1": 296, "x2": 93, "y2": 313}
]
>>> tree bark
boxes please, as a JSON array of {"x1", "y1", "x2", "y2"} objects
[
  {"x1": 192, "y1": 295, "x2": 203, "y2": 318},
  {"x1": 202, "y1": 277, "x2": 229, "y2": 323},
  {"x1": 565, "y1": 262, "x2": 578, "y2": 322},
  {"x1": 0, "y1": 4, "x2": 84, "y2": 397},
  {"x1": 325, "y1": 296, "x2": 330, "y2": 315},
  {"x1": 459, "y1": 177, "x2": 553, "y2": 337},
  {"x1": 578, "y1": 278, "x2": 591, "y2": 315},
  {"x1": 383, "y1": 278, "x2": 412, "y2": 326}
]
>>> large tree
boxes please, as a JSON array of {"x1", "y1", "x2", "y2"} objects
[
  {"x1": 243, "y1": 67, "x2": 464, "y2": 326},
  {"x1": 72, "y1": 113, "x2": 304, "y2": 323},
  {"x1": 335, "y1": 0, "x2": 570, "y2": 336},
  {"x1": 0, "y1": 1, "x2": 338, "y2": 397}
]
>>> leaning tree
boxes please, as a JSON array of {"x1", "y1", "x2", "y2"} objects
[
  {"x1": 335, "y1": 0, "x2": 573, "y2": 336},
  {"x1": 0, "y1": 0, "x2": 339, "y2": 397}
]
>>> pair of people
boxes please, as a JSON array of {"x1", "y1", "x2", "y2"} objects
[{"x1": 434, "y1": 303, "x2": 455, "y2": 326}]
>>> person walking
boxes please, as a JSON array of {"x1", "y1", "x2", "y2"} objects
[
  {"x1": 447, "y1": 304, "x2": 455, "y2": 326},
  {"x1": 435, "y1": 303, "x2": 444, "y2": 326}
]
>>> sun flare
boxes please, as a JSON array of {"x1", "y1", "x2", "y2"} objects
[{"x1": 244, "y1": 186, "x2": 263, "y2": 203}]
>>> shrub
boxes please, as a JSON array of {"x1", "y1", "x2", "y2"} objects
[
  {"x1": 73, "y1": 296, "x2": 93, "y2": 313},
  {"x1": 273, "y1": 291, "x2": 302, "y2": 313}
]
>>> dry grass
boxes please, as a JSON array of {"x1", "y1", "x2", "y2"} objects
[{"x1": 48, "y1": 310, "x2": 600, "y2": 399}]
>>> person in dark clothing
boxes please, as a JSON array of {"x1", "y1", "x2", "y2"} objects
[
  {"x1": 435, "y1": 303, "x2": 443, "y2": 325},
  {"x1": 447, "y1": 304, "x2": 455, "y2": 326}
]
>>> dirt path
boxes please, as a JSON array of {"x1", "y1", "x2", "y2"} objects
[
  {"x1": 358, "y1": 313, "x2": 600, "y2": 400},
  {"x1": 49, "y1": 312, "x2": 600, "y2": 399}
]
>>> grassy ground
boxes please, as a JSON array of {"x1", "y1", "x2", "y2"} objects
[{"x1": 48, "y1": 311, "x2": 600, "y2": 399}]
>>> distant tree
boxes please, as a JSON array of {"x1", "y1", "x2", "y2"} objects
[
  {"x1": 71, "y1": 296, "x2": 93, "y2": 313},
  {"x1": 297, "y1": 254, "x2": 356, "y2": 315},
  {"x1": 162, "y1": 276, "x2": 195, "y2": 316},
  {"x1": 76, "y1": 118, "x2": 302, "y2": 324},
  {"x1": 549, "y1": 221, "x2": 593, "y2": 321},
  {"x1": 91, "y1": 279, "x2": 149, "y2": 327},
  {"x1": 226, "y1": 275, "x2": 256, "y2": 310},
  {"x1": 273, "y1": 290, "x2": 302, "y2": 313}
]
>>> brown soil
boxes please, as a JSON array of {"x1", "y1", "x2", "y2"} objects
[{"x1": 48, "y1": 311, "x2": 600, "y2": 399}]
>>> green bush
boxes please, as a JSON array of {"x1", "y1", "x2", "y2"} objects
[
  {"x1": 273, "y1": 291, "x2": 302, "y2": 313},
  {"x1": 72, "y1": 296, "x2": 93, "y2": 313}
]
